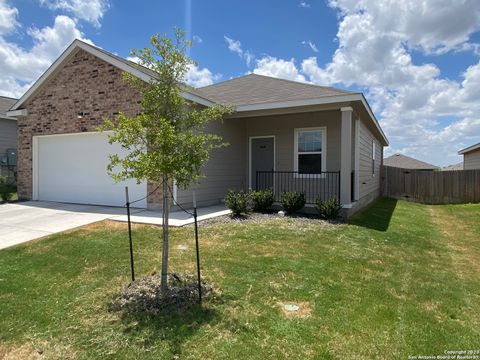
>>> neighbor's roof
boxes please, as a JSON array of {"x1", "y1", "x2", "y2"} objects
[
  {"x1": 197, "y1": 74, "x2": 355, "y2": 106},
  {"x1": 0, "y1": 96, "x2": 17, "y2": 119},
  {"x1": 442, "y1": 162, "x2": 463, "y2": 171},
  {"x1": 458, "y1": 142, "x2": 480, "y2": 155},
  {"x1": 384, "y1": 154, "x2": 439, "y2": 170}
]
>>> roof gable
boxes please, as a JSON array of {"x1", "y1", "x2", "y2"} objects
[{"x1": 10, "y1": 39, "x2": 213, "y2": 111}]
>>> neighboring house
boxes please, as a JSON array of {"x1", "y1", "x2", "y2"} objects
[
  {"x1": 0, "y1": 96, "x2": 18, "y2": 180},
  {"x1": 384, "y1": 154, "x2": 438, "y2": 171},
  {"x1": 7, "y1": 39, "x2": 388, "y2": 216},
  {"x1": 458, "y1": 142, "x2": 480, "y2": 170},
  {"x1": 442, "y1": 162, "x2": 463, "y2": 171}
]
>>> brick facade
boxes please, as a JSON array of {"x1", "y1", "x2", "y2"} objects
[{"x1": 17, "y1": 49, "x2": 164, "y2": 208}]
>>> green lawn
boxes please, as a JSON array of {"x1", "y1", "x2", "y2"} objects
[{"x1": 1, "y1": 198, "x2": 479, "y2": 359}]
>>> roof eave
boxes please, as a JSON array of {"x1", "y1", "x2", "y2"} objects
[
  {"x1": 458, "y1": 142, "x2": 480, "y2": 155},
  {"x1": 0, "y1": 115, "x2": 17, "y2": 121},
  {"x1": 235, "y1": 93, "x2": 389, "y2": 146}
]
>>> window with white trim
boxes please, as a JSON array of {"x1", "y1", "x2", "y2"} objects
[
  {"x1": 294, "y1": 128, "x2": 326, "y2": 174},
  {"x1": 372, "y1": 140, "x2": 376, "y2": 176}
]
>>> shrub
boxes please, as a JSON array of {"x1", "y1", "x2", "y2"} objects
[
  {"x1": 224, "y1": 190, "x2": 250, "y2": 216},
  {"x1": 250, "y1": 189, "x2": 275, "y2": 212},
  {"x1": 281, "y1": 191, "x2": 306, "y2": 214},
  {"x1": 315, "y1": 197, "x2": 342, "y2": 220},
  {"x1": 0, "y1": 176, "x2": 15, "y2": 203}
]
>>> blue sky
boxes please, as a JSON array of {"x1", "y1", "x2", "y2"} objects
[{"x1": 2, "y1": 0, "x2": 480, "y2": 166}]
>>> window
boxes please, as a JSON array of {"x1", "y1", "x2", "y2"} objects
[
  {"x1": 294, "y1": 127, "x2": 326, "y2": 175},
  {"x1": 372, "y1": 141, "x2": 376, "y2": 176}
]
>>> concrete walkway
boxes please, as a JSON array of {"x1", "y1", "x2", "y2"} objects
[
  {"x1": 110, "y1": 204, "x2": 230, "y2": 226},
  {"x1": 0, "y1": 201, "x2": 230, "y2": 250},
  {"x1": 0, "y1": 201, "x2": 141, "y2": 250}
]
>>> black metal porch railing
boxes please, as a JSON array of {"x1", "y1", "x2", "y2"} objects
[
  {"x1": 351, "y1": 170, "x2": 355, "y2": 202},
  {"x1": 255, "y1": 171, "x2": 340, "y2": 204}
]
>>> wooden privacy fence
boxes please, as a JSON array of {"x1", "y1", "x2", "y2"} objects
[{"x1": 382, "y1": 166, "x2": 480, "y2": 204}]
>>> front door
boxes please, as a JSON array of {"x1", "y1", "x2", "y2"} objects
[{"x1": 250, "y1": 137, "x2": 275, "y2": 190}]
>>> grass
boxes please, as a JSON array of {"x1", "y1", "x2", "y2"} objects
[{"x1": 1, "y1": 198, "x2": 479, "y2": 359}]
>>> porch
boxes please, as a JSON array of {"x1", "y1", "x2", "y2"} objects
[{"x1": 176, "y1": 105, "x2": 361, "y2": 210}]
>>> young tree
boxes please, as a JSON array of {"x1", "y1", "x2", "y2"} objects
[{"x1": 102, "y1": 29, "x2": 232, "y2": 293}]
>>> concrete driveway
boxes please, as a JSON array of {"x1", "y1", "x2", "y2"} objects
[{"x1": 0, "y1": 201, "x2": 142, "y2": 250}]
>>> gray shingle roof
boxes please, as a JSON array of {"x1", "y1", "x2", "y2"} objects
[
  {"x1": 384, "y1": 154, "x2": 439, "y2": 170},
  {"x1": 196, "y1": 73, "x2": 356, "y2": 106},
  {"x1": 0, "y1": 96, "x2": 17, "y2": 118}
]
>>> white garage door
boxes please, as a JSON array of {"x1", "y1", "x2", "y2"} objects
[{"x1": 34, "y1": 132, "x2": 147, "y2": 208}]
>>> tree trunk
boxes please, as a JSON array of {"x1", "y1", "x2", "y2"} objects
[{"x1": 161, "y1": 177, "x2": 170, "y2": 293}]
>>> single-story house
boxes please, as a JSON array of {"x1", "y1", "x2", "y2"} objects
[
  {"x1": 7, "y1": 39, "x2": 388, "y2": 217},
  {"x1": 0, "y1": 96, "x2": 18, "y2": 180},
  {"x1": 442, "y1": 162, "x2": 463, "y2": 171},
  {"x1": 384, "y1": 154, "x2": 438, "y2": 171},
  {"x1": 458, "y1": 142, "x2": 480, "y2": 170}
]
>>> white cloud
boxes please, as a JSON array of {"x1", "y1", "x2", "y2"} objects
[
  {"x1": 39, "y1": 0, "x2": 109, "y2": 27},
  {"x1": 328, "y1": 0, "x2": 480, "y2": 55},
  {"x1": 224, "y1": 35, "x2": 255, "y2": 66},
  {"x1": 319, "y1": 0, "x2": 480, "y2": 165},
  {"x1": 127, "y1": 54, "x2": 219, "y2": 88},
  {"x1": 0, "y1": 14, "x2": 93, "y2": 98},
  {"x1": 224, "y1": 36, "x2": 242, "y2": 56},
  {"x1": 126, "y1": 56, "x2": 140, "y2": 64},
  {"x1": 127, "y1": 56, "x2": 218, "y2": 88},
  {"x1": 249, "y1": 1, "x2": 480, "y2": 165},
  {"x1": 253, "y1": 56, "x2": 306, "y2": 83},
  {"x1": 302, "y1": 40, "x2": 319, "y2": 53},
  {"x1": 0, "y1": 0, "x2": 19, "y2": 35},
  {"x1": 184, "y1": 63, "x2": 220, "y2": 87},
  {"x1": 193, "y1": 35, "x2": 203, "y2": 44},
  {"x1": 298, "y1": 1, "x2": 311, "y2": 8}
]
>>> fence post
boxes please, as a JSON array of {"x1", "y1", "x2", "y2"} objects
[{"x1": 193, "y1": 191, "x2": 202, "y2": 305}]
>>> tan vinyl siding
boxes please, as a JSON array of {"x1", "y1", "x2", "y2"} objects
[
  {"x1": 245, "y1": 110, "x2": 342, "y2": 175},
  {"x1": 176, "y1": 110, "x2": 342, "y2": 207},
  {"x1": 0, "y1": 118, "x2": 17, "y2": 154},
  {"x1": 0, "y1": 118, "x2": 17, "y2": 178},
  {"x1": 176, "y1": 118, "x2": 247, "y2": 207},
  {"x1": 358, "y1": 118, "x2": 381, "y2": 199},
  {"x1": 464, "y1": 148, "x2": 480, "y2": 170}
]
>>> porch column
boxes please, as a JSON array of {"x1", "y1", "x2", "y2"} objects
[
  {"x1": 340, "y1": 107, "x2": 353, "y2": 207},
  {"x1": 354, "y1": 117, "x2": 360, "y2": 201}
]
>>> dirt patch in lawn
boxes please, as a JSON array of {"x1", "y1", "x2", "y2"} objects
[
  {"x1": 279, "y1": 301, "x2": 312, "y2": 319},
  {"x1": 428, "y1": 206, "x2": 480, "y2": 278},
  {"x1": 0, "y1": 341, "x2": 76, "y2": 360},
  {"x1": 77, "y1": 220, "x2": 148, "y2": 233}
]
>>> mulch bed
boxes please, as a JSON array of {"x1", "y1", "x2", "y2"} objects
[
  {"x1": 199, "y1": 211, "x2": 342, "y2": 227},
  {"x1": 110, "y1": 273, "x2": 212, "y2": 315}
]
